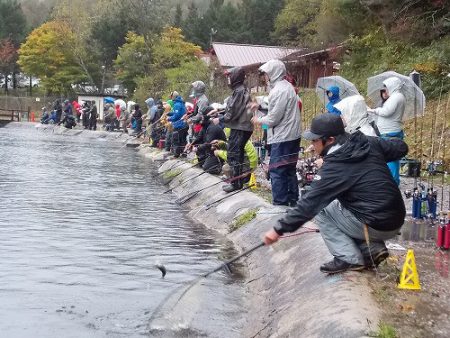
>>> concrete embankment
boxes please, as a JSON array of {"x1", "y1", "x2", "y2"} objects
[
  {"x1": 33, "y1": 123, "x2": 140, "y2": 144},
  {"x1": 139, "y1": 146, "x2": 381, "y2": 338}
]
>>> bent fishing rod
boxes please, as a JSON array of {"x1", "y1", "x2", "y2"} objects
[
  {"x1": 148, "y1": 241, "x2": 266, "y2": 326},
  {"x1": 148, "y1": 228, "x2": 321, "y2": 326}
]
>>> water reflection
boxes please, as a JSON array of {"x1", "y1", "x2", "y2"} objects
[{"x1": 0, "y1": 125, "x2": 245, "y2": 337}]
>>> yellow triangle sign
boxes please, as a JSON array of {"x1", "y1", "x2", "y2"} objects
[{"x1": 398, "y1": 249, "x2": 421, "y2": 290}]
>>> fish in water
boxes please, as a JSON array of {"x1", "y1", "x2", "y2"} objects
[{"x1": 155, "y1": 264, "x2": 166, "y2": 278}]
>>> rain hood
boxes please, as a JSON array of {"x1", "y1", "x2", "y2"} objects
[
  {"x1": 334, "y1": 95, "x2": 377, "y2": 136},
  {"x1": 259, "y1": 60, "x2": 286, "y2": 87}
]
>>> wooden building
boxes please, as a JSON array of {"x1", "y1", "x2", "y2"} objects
[{"x1": 210, "y1": 42, "x2": 344, "y2": 90}]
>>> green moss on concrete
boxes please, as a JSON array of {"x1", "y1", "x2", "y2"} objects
[
  {"x1": 229, "y1": 208, "x2": 259, "y2": 232},
  {"x1": 369, "y1": 322, "x2": 398, "y2": 338},
  {"x1": 163, "y1": 169, "x2": 182, "y2": 180}
]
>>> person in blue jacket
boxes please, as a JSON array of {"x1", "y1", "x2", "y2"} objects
[
  {"x1": 167, "y1": 95, "x2": 188, "y2": 157},
  {"x1": 325, "y1": 86, "x2": 341, "y2": 115}
]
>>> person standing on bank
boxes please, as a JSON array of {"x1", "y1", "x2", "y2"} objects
[
  {"x1": 367, "y1": 77, "x2": 406, "y2": 185},
  {"x1": 263, "y1": 114, "x2": 408, "y2": 274},
  {"x1": 212, "y1": 67, "x2": 253, "y2": 192},
  {"x1": 89, "y1": 101, "x2": 97, "y2": 131},
  {"x1": 251, "y1": 59, "x2": 302, "y2": 206},
  {"x1": 167, "y1": 94, "x2": 188, "y2": 158}
]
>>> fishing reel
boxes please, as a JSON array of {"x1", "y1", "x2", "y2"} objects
[{"x1": 297, "y1": 156, "x2": 319, "y2": 187}]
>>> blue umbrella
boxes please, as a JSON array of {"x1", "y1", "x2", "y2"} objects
[{"x1": 104, "y1": 97, "x2": 115, "y2": 104}]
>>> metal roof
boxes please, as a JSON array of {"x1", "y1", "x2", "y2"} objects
[{"x1": 212, "y1": 42, "x2": 303, "y2": 68}]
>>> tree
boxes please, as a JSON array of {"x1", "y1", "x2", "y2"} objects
[
  {"x1": 181, "y1": 2, "x2": 209, "y2": 49},
  {"x1": 51, "y1": 0, "x2": 101, "y2": 86},
  {"x1": 238, "y1": 0, "x2": 284, "y2": 45},
  {"x1": 114, "y1": 32, "x2": 153, "y2": 94},
  {"x1": 18, "y1": 21, "x2": 86, "y2": 93},
  {"x1": 107, "y1": 0, "x2": 169, "y2": 39},
  {"x1": 0, "y1": 0, "x2": 27, "y2": 45},
  {"x1": 314, "y1": 0, "x2": 376, "y2": 47},
  {"x1": 0, "y1": 38, "x2": 17, "y2": 91},
  {"x1": 173, "y1": 3, "x2": 183, "y2": 28},
  {"x1": 20, "y1": 0, "x2": 55, "y2": 30},
  {"x1": 360, "y1": 0, "x2": 450, "y2": 43},
  {"x1": 273, "y1": 0, "x2": 321, "y2": 47},
  {"x1": 0, "y1": 38, "x2": 16, "y2": 74},
  {"x1": 152, "y1": 27, "x2": 202, "y2": 68}
]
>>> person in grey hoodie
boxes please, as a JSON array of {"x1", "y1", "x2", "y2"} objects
[
  {"x1": 189, "y1": 80, "x2": 209, "y2": 124},
  {"x1": 367, "y1": 76, "x2": 406, "y2": 185},
  {"x1": 216, "y1": 67, "x2": 253, "y2": 192},
  {"x1": 251, "y1": 59, "x2": 302, "y2": 206}
]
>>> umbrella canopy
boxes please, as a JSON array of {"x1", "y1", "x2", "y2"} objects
[
  {"x1": 104, "y1": 97, "x2": 115, "y2": 104},
  {"x1": 316, "y1": 76, "x2": 360, "y2": 105},
  {"x1": 367, "y1": 71, "x2": 426, "y2": 120},
  {"x1": 114, "y1": 99, "x2": 126, "y2": 109}
]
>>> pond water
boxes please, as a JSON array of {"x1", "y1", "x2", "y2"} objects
[{"x1": 0, "y1": 124, "x2": 245, "y2": 338}]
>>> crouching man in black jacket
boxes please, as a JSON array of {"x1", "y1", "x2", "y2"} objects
[{"x1": 264, "y1": 114, "x2": 408, "y2": 274}]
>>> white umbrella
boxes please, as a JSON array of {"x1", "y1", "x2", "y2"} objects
[
  {"x1": 114, "y1": 99, "x2": 126, "y2": 110},
  {"x1": 367, "y1": 71, "x2": 426, "y2": 120},
  {"x1": 316, "y1": 76, "x2": 360, "y2": 104}
]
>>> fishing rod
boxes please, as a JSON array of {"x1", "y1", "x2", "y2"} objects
[
  {"x1": 160, "y1": 149, "x2": 259, "y2": 185},
  {"x1": 175, "y1": 171, "x2": 252, "y2": 204},
  {"x1": 175, "y1": 152, "x2": 302, "y2": 205},
  {"x1": 204, "y1": 184, "x2": 255, "y2": 210},
  {"x1": 148, "y1": 228, "x2": 320, "y2": 327},
  {"x1": 148, "y1": 241, "x2": 265, "y2": 326},
  {"x1": 161, "y1": 169, "x2": 211, "y2": 194},
  {"x1": 154, "y1": 159, "x2": 192, "y2": 177},
  {"x1": 439, "y1": 91, "x2": 449, "y2": 213},
  {"x1": 162, "y1": 162, "x2": 201, "y2": 183}
]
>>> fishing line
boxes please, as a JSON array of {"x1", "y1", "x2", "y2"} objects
[
  {"x1": 204, "y1": 184, "x2": 255, "y2": 210},
  {"x1": 176, "y1": 171, "x2": 252, "y2": 205},
  {"x1": 148, "y1": 228, "x2": 320, "y2": 330}
]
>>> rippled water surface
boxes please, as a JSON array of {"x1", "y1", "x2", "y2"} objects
[{"x1": 0, "y1": 124, "x2": 245, "y2": 338}]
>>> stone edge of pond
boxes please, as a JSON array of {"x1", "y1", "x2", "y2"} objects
[
  {"x1": 34, "y1": 123, "x2": 139, "y2": 143},
  {"x1": 139, "y1": 145, "x2": 382, "y2": 338}
]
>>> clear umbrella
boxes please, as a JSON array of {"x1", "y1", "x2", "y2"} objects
[
  {"x1": 367, "y1": 71, "x2": 426, "y2": 120},
  {"x1": 114, "y1": 99, "x2": 126, "y2": 110},
  {"x1": 316, "y1": 76, "x2": 360, "y2": 104}
]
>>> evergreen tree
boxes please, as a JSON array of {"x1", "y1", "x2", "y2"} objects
[
  {"x1": 173, "y1": 3, "x2": 183, "y2": 28},
  {"x1": 0, "y1": 0, "x2": 27, "y2": 45}
]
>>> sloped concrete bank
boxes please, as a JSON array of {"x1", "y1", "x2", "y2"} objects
[
  {"x1": 139, "y1": 146, "x2": 382, "y2": 338},
  {"x1": 34, "y1": 123, "x2": 140, "y2": 144}
]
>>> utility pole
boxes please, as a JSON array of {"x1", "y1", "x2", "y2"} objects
[{"x1": 100, "y1": 65, "x2": 106, "y2": 94}]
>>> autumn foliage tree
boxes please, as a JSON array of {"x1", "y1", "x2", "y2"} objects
[
  {"x1": 115, "y1": 27, "x2": 202, "y2": 96},
  {"x1": 0, "y1": 38, "x2": 17, "y2": 76},
  {"x1": 152, "y1": 27, "x2": 202, "y2": 69},
  {"x1": 18, "y1": 21, "x2": 86, "y2": 93},
  {"x1": 114, "y1": 32, "x2": 153, "y2": 94}
]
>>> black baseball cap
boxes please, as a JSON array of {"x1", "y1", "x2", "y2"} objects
[{"x1": 302, "y1": 113, "x2": 345, "y2": 140}]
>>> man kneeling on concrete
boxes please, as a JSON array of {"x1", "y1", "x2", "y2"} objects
[{"x1": 263, "y1": 114, "x2": 408, "y2": 274}]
